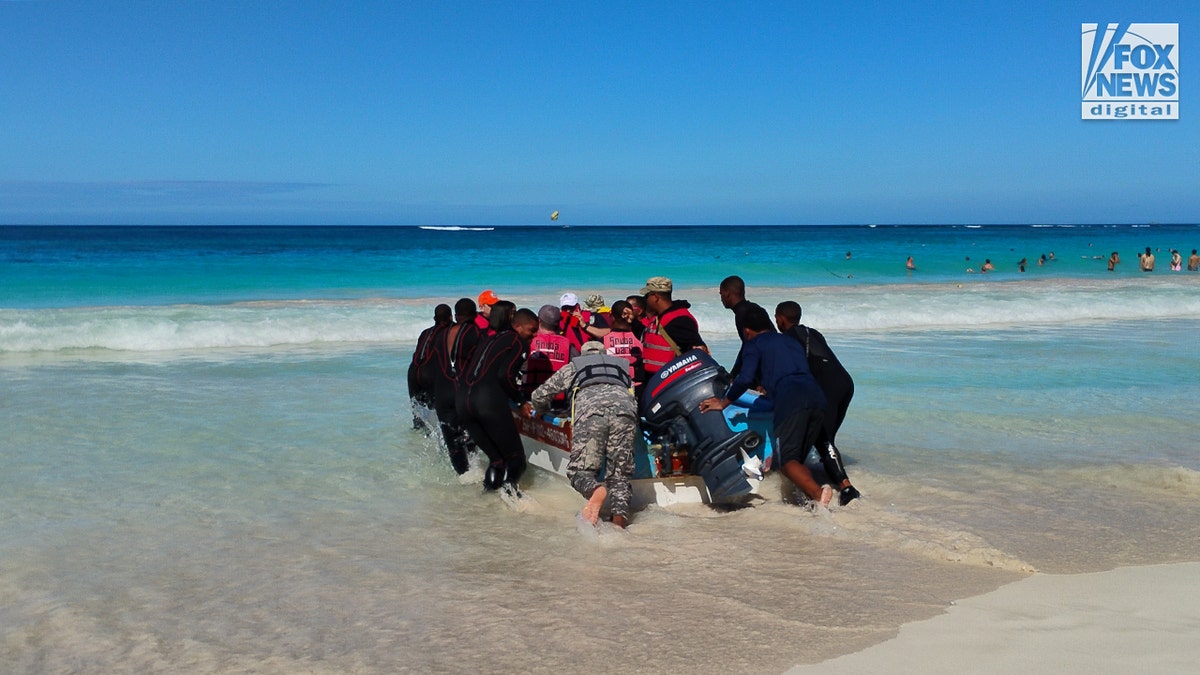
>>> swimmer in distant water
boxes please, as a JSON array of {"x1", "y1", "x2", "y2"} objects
[
  {"x1": 1108, "y1": 251, "x2": 1120, "y2": 271},
  {"x1": 1188, "y1": 249, "x2": 1199, "y2": 272},
  {"x1": 981, "y1": 259, "x2": 994, "y2": 273},
  {"x1": 906, "y1": 256, "x2": 916, "y2": 271},
  {"x1": 1018, "y1": 258, "x2": 1027, "y2": 272},
  {"x1": 1170, "y1": 249, "x2": 1183, "y2": 271},
  {"x1": 1140, "y1": 247, "x2": 1155, "y2": 272}
]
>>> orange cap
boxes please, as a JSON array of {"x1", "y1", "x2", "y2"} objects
[{"x1": 477, "y1": 290, "x2": 499, "y2": 306}]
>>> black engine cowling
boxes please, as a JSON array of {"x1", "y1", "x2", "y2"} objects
[{"x1": 641, "y1": 351, "x2": 760, "y2": 505}]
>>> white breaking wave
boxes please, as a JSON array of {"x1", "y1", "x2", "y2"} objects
[
  {"x1": 2, "y1": 279, "x2": 1198, "y2": 354},
  {"x1": 417, "y1": 226, "x2": 495, "y2": 231}
]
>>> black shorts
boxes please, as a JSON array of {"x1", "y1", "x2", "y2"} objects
[{"x1": 774, "y1": 405, "x2": 825, "y2": 465}]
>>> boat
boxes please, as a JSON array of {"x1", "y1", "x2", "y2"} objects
[{"x1": 416, "y1": 351, "x2": 788, "y2": 510}]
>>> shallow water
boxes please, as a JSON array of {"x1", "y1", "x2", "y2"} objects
[{"x1": 3, "y1": 225, "x2": 1199, "y2": 671}]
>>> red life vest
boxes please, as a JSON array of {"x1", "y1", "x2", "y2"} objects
[
  {"x1": 529, "y1": 333, "x2": 571, "y2": 371},
  {"x1": 524, "y1": 332, "x2": 572, "y2": 401},
  {"x1": 559, "y1": 310, "x2": 591, "y2": 353},
  {"x1": 642, "y1": 306, "x2": 695, "y2": 374},
  {"x1": 602, "y1": 331, "x2": 643, "y2": 380}
]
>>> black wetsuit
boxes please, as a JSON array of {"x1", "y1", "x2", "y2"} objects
[
  {"x1": 430, "y1": 321, "x2": 482, "y2": 474},
  {"x1": 457, "y1": 329, "x2": 529, "y2": 487},
  {"x1": 408, "y1": 321, "x2": 447, "y2": 408},
  {"x1": 783, "y1": 323, "x2": 854, "y2": 483}
]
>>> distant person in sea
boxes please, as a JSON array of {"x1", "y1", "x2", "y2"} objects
[
  {"x1": 1170, "y1": 249, "x2": 1183, "y2": 271},
  {"x1": 523, "y1": 304, "x2": 577, "y2": 406},
  {"x1": 1108, "y1": 251, "x2": 1120, "y2": 271},
  {"x1": 699, "y1": 305, "x2": 832, "y2": 508},
  {"x1": 430, "y1": 298, "x2": 484, "y2": 475},
  {"x1": 1018, "y1": 258, "x2": 1027, "y2": 273},
  {"x1": 1140, "y1": 247, "x2": 1155, "y2": 272},
  {"x1": 906, "y1": 256, "x2": 916, "y2": 271},
  {"x1": 408, "y1": 303, "x2": 452, "y2": 429},
  {"x1": 775, "y1": 301, "x2": 861, "y2": 506},
  {"x1": 458, "y1": 302, "x2": 538, "y2": 492},
  {"x1": 476, "y1": 290, "x2": 499, "y2": 335},
  {"x1": 526, "y1": 341, "x2": 638, "y2": 528},
  {"x1": 640, "y1": 276, "x2": 707, "y2": 377},
  {"x1": 981, "y1": 259, "x2": 994, "y2": 273},
  {"x1": 1188, "y1": 249, "x2": 1199, "y2": 272},
  {"x1": 1038, "y1": 254, "x2": 1046, "y2": 266}
]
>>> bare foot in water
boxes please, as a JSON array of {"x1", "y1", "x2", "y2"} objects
[{"x1": 582, "y1": 486, "x2": 607, "y2": 525}]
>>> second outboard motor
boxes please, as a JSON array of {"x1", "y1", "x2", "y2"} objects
[{"x1": 641, "y1": 351, "x2": 761, "y2": 505}]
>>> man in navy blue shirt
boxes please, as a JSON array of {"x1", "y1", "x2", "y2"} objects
[{"x1": 699, "y1": 305, "x2": 831, "y2": 506}]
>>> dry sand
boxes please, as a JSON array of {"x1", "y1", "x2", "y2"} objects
[{"x1": 788, "y1": 562, "x2": 1200, "y2": 674}]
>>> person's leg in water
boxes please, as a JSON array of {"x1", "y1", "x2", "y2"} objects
[
  {"x1": 435, "y1": 385, "x2": 472, "y2": 475},
  {"x1": 823, "y1": 382, "x2": 860, "y2": 506},
  {"x1": 776, "y1": 405, "x2": 829, "y2": 504},
  {"x1": 568, "y1": 413, "x2": 613, "y2": 525},
  {"x1": 604, "y1": 412, "x2": 636, "y2": 528}
]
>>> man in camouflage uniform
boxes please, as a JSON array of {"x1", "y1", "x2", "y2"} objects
[{"x1": 525, "y1": 341, "x2": 638, "y2": 528}]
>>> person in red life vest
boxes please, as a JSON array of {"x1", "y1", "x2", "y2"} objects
[
  {"x1": 475, "y1": 290, "x2": 499, "y2": 335},
  {"x1": 639, "y1": 276, "x2": 707, "y2": 376},
  {"x1": 557, "y1": 292, "x2": 591, "y2": 353},
  {"x1": 624, "y1": 294, "x2": 651, "y2": 340},
  {"x1": 601, "y1": 299, "x2": 646, "y2": 394},
  {"x1": 523, "y1": 304, "x2": 577, "y2": 407},
  {"x1": 407, "y1": 303, "x2": 452, "y2": 429}
]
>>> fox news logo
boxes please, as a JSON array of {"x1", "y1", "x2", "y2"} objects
[{"x1": 1082, "y1": 23, "x2": 1178, "y2": 120}]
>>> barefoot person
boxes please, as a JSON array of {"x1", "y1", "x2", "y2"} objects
[
  {"x1": 699, "y1": 305, "x2": 831, "y2": 507},
  {"x1": 525, "y1": 341, "x2": 638, "y2": 528}
]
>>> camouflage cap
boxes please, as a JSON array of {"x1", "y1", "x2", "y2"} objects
[
  {"x1": 639, "y1": 276, "x2": 672, "y2": 295},
  {"x1": 580, "y1": 341, "x2": 605, "y2": 355},
  {"x1": 584, "y1": 294, "x2": 605, "y2": 310}
]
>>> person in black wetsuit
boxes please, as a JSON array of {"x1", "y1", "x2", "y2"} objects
[
  {"x1": 457, "y1": 302, "x2": 539, "y2": 490},
  {"x1": 430, "y1": 298, "x2": 483, "y2": 475},
  {"x1": 408, "y1": 303, "x2": 452, "y2": 429},
  {"x1": 775, "y1": 300, "x2": 860, "y2": 506}
]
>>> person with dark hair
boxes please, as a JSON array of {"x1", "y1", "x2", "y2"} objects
[
  {"x1": 719, "y1": 274, "x2": 768, "y2": 378},
  {"x1": 1189, "y1": 249, "x2": 1199, "y2": 272},
  {"x1": 625, "y1": 294, "x2": 649, "y2": 340},
  {"x1": 775, "y1": 300, "x2": 860, "y2": 506},
  {"x1": 640, "y1": 276, "x2": 706, "y2": 376},
  {"x1": 698, "y1": 305, "x2": 830, "y2": 507},
  {"x1": 1140, "y1": 246, "x2": 1155, "y2": 272},
  {"x1": 430, "y1": 298, "x2": 483, "y2": 475},
  {"x1": 458, "y1": 303, "x2": 539, "y2": 492},
  {"x1": 523, "y1": 304, "x2": 576, "y2": 407},
  {"x1": 408, "y1": 303, "x2": 452, "y2": 428},
  {"x1": 602, "y1": 299, "x2": 646, "y2": 393}
]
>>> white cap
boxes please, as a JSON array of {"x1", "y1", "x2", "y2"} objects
[{"x1": 559, "y1": 292, "x2": 578, "y2": 307}]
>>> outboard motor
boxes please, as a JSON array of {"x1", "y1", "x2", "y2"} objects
[{"x1": 641, "y1": 351, "x2": 761, "y2": 505}]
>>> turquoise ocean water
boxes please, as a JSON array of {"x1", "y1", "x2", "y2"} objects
[{"x1": 3, "y1": 224, "x2": 1199, "y2": 672}]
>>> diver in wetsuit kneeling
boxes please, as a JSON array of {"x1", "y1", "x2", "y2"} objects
[{"x1": 457, "y1": 302, "x2": 539, "y2": 491}]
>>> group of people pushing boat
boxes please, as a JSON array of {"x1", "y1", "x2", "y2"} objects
[{"x1": 407, "y1": 274, "x2": 861, "y2": 528}]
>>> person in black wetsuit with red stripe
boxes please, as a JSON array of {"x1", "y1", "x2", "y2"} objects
[
  {"x1": 457, "y1": 302, "x2": 539, "y2": 490},
  {"x1": 408, "y1": 303, "x2": 452, "y2": 429},
  {"x1": 430, "y1": 298, "x2": 483, "y2": 475}
]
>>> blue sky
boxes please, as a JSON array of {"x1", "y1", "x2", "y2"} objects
[{"x1": 1, "y1": 1, "x2": 1195, "y2": 226}]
